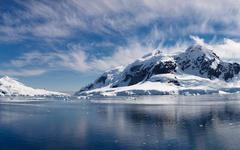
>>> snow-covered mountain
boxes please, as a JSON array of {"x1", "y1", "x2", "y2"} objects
[
  {"x1": 0, "y1": 76, "x2": 67, "y2": 97},
  {"x1": 75, "y1": 44, "x2": 240, "y2": 96}
]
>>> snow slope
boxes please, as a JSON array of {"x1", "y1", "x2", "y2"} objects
[
  {"x1": 75, "y1": 45, "x2": 240, "y2": 96},
  {"x1": 0, "y1": 76, "x2": 67, "y2": 97}
]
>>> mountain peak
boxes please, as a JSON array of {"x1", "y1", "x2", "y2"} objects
[
  {"x1": 142, "y1": 49, "x2": 162, "y2": 60},
  {"x1": 186, "y1": 44, "x2": 203, "y2": 51},
  {"x1": 176, "y1": 45, "x2": 221, "y2": 70},
  {"x1": 76, "y1": 44, "x2": 240, "y2": 96},
  {"x1": 2, "y1": 75, "x2": 13, "y2": 80},
  {"x1": 0, "y1": 76, "x2": 22, "y2": 85},
  {"x1": 184, "y1": 44, "x2": 219, "y2": 60},
  {"x1": 0, "y1": 76, "x2": 67, "y2": 96}
]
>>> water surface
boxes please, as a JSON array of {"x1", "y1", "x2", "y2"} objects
[{"x1": 1, "y1": 95, "x2": 240, "y2": 150}]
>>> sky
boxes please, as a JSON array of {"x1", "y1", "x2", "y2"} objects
[{"x1": 1, "y1": 0, "x2": 240, "y2": 92}]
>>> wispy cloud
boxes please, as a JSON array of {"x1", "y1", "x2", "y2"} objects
[
  {"x1": 7, "y1": 47, "x2": 90, "y2": 73},
  {"x1": 2, "y1": 35, "x2": 239, "y2": 77},
  {"x1": 0, "y1": 69, "x2": 47, "y2": 77},
  {"x1": 1, "y1": 0, "x2": 240, "y2": 42},
  {"x1": 3, "y1": 41, "x2": 153, "y2": 76},
  {"x1": 90, "y1": 42, "x2": 154, "y2": 71},
  {"x1": 1, "y1": 0, "x2": 240, "y2": 77},
  {"x1": 190, "y1": 36, "x2": 240, "y2": 62}
]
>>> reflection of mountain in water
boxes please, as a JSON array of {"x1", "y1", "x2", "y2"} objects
[
  {"x1": 1, "y1": 96, "x2": 240, "y2": 149},
  {"x1": 94, "y1": 97, "x2": 240, "y2": 149}
]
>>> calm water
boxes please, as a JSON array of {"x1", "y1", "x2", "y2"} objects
[{"x1": 1, "y1": 95, "x2": 240, "y2": 150}]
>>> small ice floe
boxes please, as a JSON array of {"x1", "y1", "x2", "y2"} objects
[
  {"x1": 77, "y1": 96, "x2": 90, "y2": 100},
  {"x1": 63, "y1": 97, "x2": 70, "y2": 101},
  {"x1": 218, "y1": 91, "x2": 229, "y2": 95},
  {"x1": 127, "y1": 97, "x2": 136, "y2": 100},
  {"x1": 29, "y1": 97, "x2": 45, "y2": 100}
]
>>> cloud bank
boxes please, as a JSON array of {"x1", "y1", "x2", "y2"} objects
[
  {"x1": 1, "y1": 0, "x2": 240, "y2": 41},
  {"x1": 1, "y1": 0, "x2": 240, "y2": 77},
  {"x1": 1, "y1": 36, "x2": 240, "y2": 77}
]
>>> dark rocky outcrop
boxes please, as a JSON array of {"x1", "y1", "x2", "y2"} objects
[
  {"x1": 76, "y1": 45, "x2": 240, "y2": 95},
  {"x1": 112, "y1": 59, "x2": 177, "y2": 88},
  {"x1": 176, "y1": 45, "x2": 240, "y2": 81}
]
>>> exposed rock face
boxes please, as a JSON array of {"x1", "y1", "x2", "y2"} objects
[
  {"x1": 112, "y1": 57, "x2": 177, "y2": 88},
  {"x1": 75, "y1": 45, "x2": 240, "y2": 96},
  {"x1": 78, "y1": 67, "x2": 124, "y2": 92},
  {"x1": 176, "y1": 45, "x2": 240, "y2": 81}
]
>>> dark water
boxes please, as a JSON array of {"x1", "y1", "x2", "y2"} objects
[{"x1": 1, "y1": 95, "x2": 240, "y2": 150}]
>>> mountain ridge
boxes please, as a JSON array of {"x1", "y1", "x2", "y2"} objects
[
  {"x1": 75, "y1": 44, "x2": 240, "y2": 96},
  {"x1": 0, "y1": 76, "x2": 68, "y2": 97}
]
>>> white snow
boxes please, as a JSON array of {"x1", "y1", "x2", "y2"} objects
[
  {"x1": 79, "y1": 73, "x2": 240, "y2": 96},
  {"x1": 0, "y1": 76, "x2": 68, "y2": 97},
  {"x1": 176, "y1": 45, "x2": 222, "y2": 78},
  {"x1": 76, "y1": 44, "x2": 240, "y2": 97}
]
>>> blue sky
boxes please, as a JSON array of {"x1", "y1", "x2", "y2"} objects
[{"x1": 1, "y1": 0, "x2": 240, "y2": 92}]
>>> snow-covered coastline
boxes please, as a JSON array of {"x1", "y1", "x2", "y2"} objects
[
  {"x1": 0, "y1": 76, "x2": 68, "y2": 97},
  {"x1": 76, "y1": 45, "x2": 240, "y2": 97}
]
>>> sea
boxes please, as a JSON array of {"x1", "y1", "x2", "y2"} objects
[{"x1": 1, "y1": 94, "x2": 240, "y2": 150}]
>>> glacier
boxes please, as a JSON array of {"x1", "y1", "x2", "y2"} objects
[{"x1": 75, "y1": 44, "x2": 240, "y2": 96}]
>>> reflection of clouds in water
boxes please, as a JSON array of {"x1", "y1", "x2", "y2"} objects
[
  {"x1": 0, "y1": 96, "x2": 240, "y2": 149},
  {"x1": 0, "y1": 111, "x2": 27, "y2": 124},
  {"x1": 93, "y1": 97, "x2": 240, "y2": 149},
  {"x1": 0, "y1": 103, "x2": 90, "y2": 148},
  {"x1": 91, "y1": 94, "x2": 240, "y2": 105}
]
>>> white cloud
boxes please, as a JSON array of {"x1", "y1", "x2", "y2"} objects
[
  {"x1": 2, "y1": 35, "x2": 240, "y2": 77},
  {"x1": 0, "y1": 69, "x2": 46, "y2": 77},
  {"x1": 7, "y1": 48, "x2": 90, "y2": 73},
  {"x1": 54, "y1": 50, "x2": 90, "y2": 72},
  {"x1": 3, "y1": 42, "x2": 153, "y2": 76},
  {"x1": 204, "y1": 38, "x2": 240, "y2": 62},
  {"x1": 90, "y1": 42, "x2": 154, "y2": 71},
  {"x1": 166, "y1": 35, "x2": 240, "y2": 63},
  {"x1": 1, "y1": 0, "x2": 240, "y2": 41},
  {"x1": 190, "y1": 35, "x2": 205, "y2": 46},
  {"x1": 32, "y1": 22, "x2": 71, "y2": 38}
]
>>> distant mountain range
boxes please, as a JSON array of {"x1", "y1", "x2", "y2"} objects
[
  {"x1": 0, "y1": 76, "x2": 67, "y2": 97},
  {"x1": 2, "y1": 44, "x2": 240, "y2": 97},
  {"x1": 75, "y1": 45, "x2": 240, "y2": 96}
]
